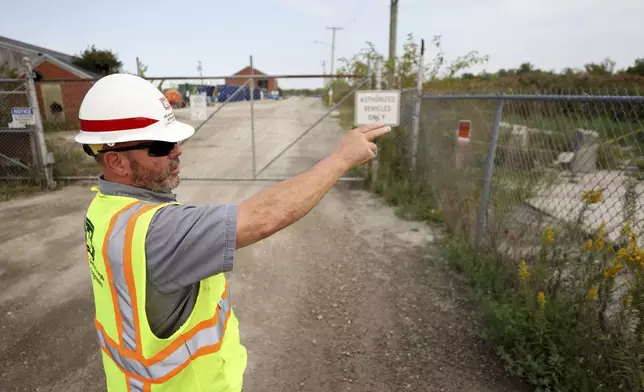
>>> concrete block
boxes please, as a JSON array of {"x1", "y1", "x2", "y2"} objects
[
  {"x1": 572, "y1": 129, "x2": 599, "y2": 173},
  {"x1": 510, "y1": 125, "x2": 529, "y2": 150}
]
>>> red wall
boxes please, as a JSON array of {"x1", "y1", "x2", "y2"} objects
[
  {"x1": 33, "y1": 61, "x2": 94, "y2": 130},
  {"x1": 225, "y1": 66, "x2": 278, "y2": 92}
]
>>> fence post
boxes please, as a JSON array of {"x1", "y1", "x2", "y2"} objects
[
  {"x1": 249, "y1": 55, "x2": 257, "y2": 179},
  {"x1": 410, "y1": 39, "x2": 425, "y2": 174},
  {"x1": 474, "y1": 98, "x2": 505, "y2": 247},
  {"x1": 23, "y1": 57, "x2": 55, "y2": 189},
  {"x1": 371, "y1": 58, "x2": 383, "y2": 184}
]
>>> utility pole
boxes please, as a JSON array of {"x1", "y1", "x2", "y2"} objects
[
  {"x1": 326, "y1": 26, "x2": 343, "y2": 79},
  {"x1": 197, "y1": 60, "x2": 203, "y2": 85},
  {"x1": 136, "y1": 57, "x2": 142, "y2": 77},
  {"x1": 388, "y1": 0, "x2": 399, "y2": 88},
  {"x1": 322, "y1": 60, "x2": 327, "y2": 86}
]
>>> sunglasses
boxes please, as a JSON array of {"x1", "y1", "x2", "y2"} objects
[{"x1": 84, "y1": 141, "x2": 177, "y2": 157}]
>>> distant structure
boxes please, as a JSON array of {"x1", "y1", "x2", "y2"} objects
[{"x1": 225, "y1": 66, "x2": 278, "y2": 94}]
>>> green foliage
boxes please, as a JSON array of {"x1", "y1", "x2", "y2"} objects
[
  {"x1": 442, "y1": 210, "x2": 644, "y2": 392},
  {"x1": 625, "y1": 59, "x2": 644, "y2": 77},
  {"x1": 0, "y1": 61, "x2": 19, "y2": 78},
  {"x1": 72, "y1": 45, "x2": 123, "y2": 76},
  {"x1": 332, "y1": 30, "x2": 644, "y2": 392}
]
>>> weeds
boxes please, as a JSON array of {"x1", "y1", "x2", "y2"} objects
[{"x1": 441, "y1": 188, "x2": 644, "y2": 392}]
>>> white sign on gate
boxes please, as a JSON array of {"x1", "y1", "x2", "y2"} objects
[
  {"x1": 354, "y1": 90, "x2": 400, "y2": 126},
  {"x1": 11, "y1": 107, "x2": 35, "y2": 126},
  {"x1": 189, "y1": 93, "x2": 207, "y2": 121}
]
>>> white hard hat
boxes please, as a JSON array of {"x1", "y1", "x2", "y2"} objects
[{"x1": 75, "y1": 73, "x2": 194, "y2": 145}]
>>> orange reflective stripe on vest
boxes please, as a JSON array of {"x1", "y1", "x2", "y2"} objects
[
  {"x1": 95, "y1": 288, "x2": 232, "y2": 383},
  {"x1": 97, "y1": 201, "x2": 233, "y2": 385}
]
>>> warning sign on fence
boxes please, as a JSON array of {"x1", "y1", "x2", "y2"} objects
[
  {"x1": 354, "y1": 90, "x2": 400, "y2": 126},
  {"x1": 11, "y1": 107, "x2": 35, "y2": 126}
]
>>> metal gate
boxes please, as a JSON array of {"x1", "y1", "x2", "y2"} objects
[
  {"x1": 50, "y1": 61, "x2": 374, "y2": 184},
  {"x1": 0, "y1": 58, "x2": 54, "y2": 187}
]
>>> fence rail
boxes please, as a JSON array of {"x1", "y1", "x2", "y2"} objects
[{"x1": 422, "y1": 93, "x2": 644, "y2": 103}]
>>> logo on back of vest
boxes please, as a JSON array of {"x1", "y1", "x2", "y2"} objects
[{"x1": 85, "y1": 217, "x2": 105, "y2": 287}]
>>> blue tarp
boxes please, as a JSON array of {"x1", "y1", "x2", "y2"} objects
[
  {"x1": 216, "y1": 84, "x2": 261, "y2": 102},
  {"x1": 196, "y1": 85, "x2": 216, "y2": 97}
]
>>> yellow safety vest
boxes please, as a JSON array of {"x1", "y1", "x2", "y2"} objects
[{"x1": 83, "y1": 187, "x2": 247, "y2": 392}]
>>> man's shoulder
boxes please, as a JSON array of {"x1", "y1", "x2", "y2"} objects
[{"x1": 147, "y1": 202, "x2": 239, "y2": 236}]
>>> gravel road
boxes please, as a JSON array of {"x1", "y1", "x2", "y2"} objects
[{"x1": 0, "y1": 97, "x2": 528, "y2": 391}]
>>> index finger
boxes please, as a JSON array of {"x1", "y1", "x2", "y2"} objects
[
  {"x1": 359, "y1": 122, "x2": 385, "y2": 133},
  {"x1": 365, "y1": 125, "x2": 392, "y2": 141}
]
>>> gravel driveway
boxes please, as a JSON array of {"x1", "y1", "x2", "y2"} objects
[{"x1": 0, "y1": 97, "x2": 528, "y2": 392}]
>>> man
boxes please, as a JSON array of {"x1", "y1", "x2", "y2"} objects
[{"x1": 76, "y1": 73, "x2": 390, "y2": 392}]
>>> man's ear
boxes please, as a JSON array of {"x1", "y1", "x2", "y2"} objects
[{"x1": 102, "y1": 152, "x2": 130, "y2": 177}]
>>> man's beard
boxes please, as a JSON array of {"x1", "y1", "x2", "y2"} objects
[{"x1": 130, "y1": 157, "x2": 180, "y2": 193}]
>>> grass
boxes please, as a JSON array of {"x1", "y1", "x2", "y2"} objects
[
  {"x1": 46, "y1": 137, "x2": 98, "y2": 178},
  {"x1": 0, "y1": 181, "x2": 46, "y2": 202},
  {"x1": 330, "y1": 92, "x2": 644, "y2": 391}
]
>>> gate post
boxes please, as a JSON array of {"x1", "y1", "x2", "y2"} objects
[
  {"x1": 410, "y1": 39, "x2": 424, "y2": 175},
  {"x1": 23, "y1": 57, "x2": 55, "y2": 189},
  {"x1": 474, "y1": 98, "x2": 505, "y2": 247},
  {"x1": 370, "y1": 58, "x2": 383, "y2": 184},
  {"x1": 249, "y1": 55, "x2": 257, "y2": 179}
]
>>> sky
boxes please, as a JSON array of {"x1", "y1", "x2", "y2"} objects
[{"x1": 2, "y1": 0, "x2": 644, "y2": 89}]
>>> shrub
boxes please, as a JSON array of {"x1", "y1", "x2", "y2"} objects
[{"x1": 443, "y1": 189, "x2": 644, "y2": 392}]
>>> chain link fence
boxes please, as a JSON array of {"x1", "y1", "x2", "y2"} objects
[
  {"x1": 0, "y1": 76, "x2": 53, "y2": 189},
  {"x1": 368, "y1": 86, "x2": 644, "y2": 389},
  {"x1": 401, "y1": 91, "x2": 644, "y2": 260},
  {"x1": 47, "y1": 71, "x2": 370, "y2": 182}
]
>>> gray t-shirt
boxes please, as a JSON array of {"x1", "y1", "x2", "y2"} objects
[{"x1": 97, "y1": 178, "x2": 237, "y2": 338}]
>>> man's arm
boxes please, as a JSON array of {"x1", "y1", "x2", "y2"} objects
[{"x1": 235, "y1": 123, "x2": 391, "y2": 249}]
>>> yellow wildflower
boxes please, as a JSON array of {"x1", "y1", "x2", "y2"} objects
[
  {"x1": 542, "y1": 224, "x2": 554, "y2": 244},
  {"x1": 519, "y1": 260, "x2": 530, "y2": 281},
  {"x1": 629, "y1": 231, "x2": 638, "y2": 249},
  {"x1": 582, "y1": 239, "x2": 593, "y2": 252},
  {"x1": 582, "y1": 189, "x2": 604, "y2": 204},
  {"x1": 593, "y1": 222, "x2": 606, "y2": 251},
  {"x1": 616, "y1": 247, "x2": 630, "y2": 262},
  {"x1": 625, "y1": 295, "x2": 633, "y2": 306},
  {"x1": 593, "y1": 237, "x2": 604, "y2": 252},
  {"x1": 598, "y1": 222, "x2": 607, "y2": 237},
  {"x1": 587, "y1": 287, "x2": 598, "y2": 301},
  {"x1": 604, "y1": 260, "x2": 625, "y2": 279},
  {"x1": 537, "y1": 291, "x2": 546, "y2": 309},
  {"x1": 621, "y1": 221, "x2": 632, "y2": 238}
]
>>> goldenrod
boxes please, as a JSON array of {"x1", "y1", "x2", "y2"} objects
[
  {"x1": 542, "y1": 224, "x2": 554, "y2": 244},
  {"x1": 537, "y1": 291, "x2": 546, "y2": 309},
  {"x1": 582, "y1": 189, "x2": 604, "y2": 204},
  {"x1": 587, "y1": 287, "x2": 598, "y2": 301},
  {"x1": 519, "y1": 260, "x2": 530, "y2": 281}
]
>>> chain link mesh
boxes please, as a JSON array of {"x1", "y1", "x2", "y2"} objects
[
  {"x1": 0, "y1": 80, "x2": 41, "y2": 181},
  {"x1": 392, "y1": 88, "x2": 644, "y2": 262}
]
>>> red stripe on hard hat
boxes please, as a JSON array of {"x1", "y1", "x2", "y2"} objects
[{"x1": 80, "y1": 117, "x2": 159, "y2": 132}]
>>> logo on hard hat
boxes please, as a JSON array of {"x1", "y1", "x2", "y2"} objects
[{"x1": 160, "y1": 97, "x2": 171, "y2": 111}]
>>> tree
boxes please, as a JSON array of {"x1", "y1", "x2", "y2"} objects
[
  {"x1": 584, "y1": 57, "x2": 616, "y2": 75},
  {"x1": 72, "y1": 45, "x2": 123, "y2": 76},
  {"x1": 335, "y1": 33, "x2": 488, "y2": 90},
  {"x1": 0, "y1": 61, "x2": 18, "y2": 78},
  {"x1": 136, "y1": 57, "x2": 149, "y2": 77},
  {"x1": 517, "y1": 62, "x2": 536, "y2": 75},
  {"x1": 624, "y1": 58, "x2": 644, "y2": 77}
]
